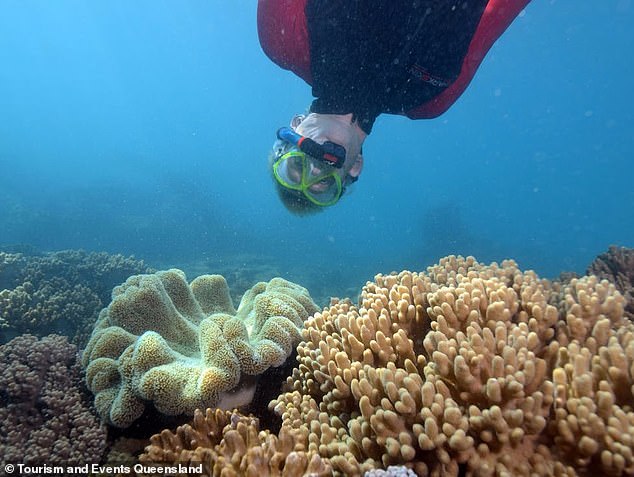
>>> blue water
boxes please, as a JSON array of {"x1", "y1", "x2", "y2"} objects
[{"x1": 1, "y1": 1, "x2": 632, "y2": 299}]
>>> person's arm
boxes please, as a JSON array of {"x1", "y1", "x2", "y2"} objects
[
  {"x1": 407, "y1": 0, "x2": 532, "y2": 119},
  {"x1": 257, "y1": 0, "x2": 312, "y2": 84}
]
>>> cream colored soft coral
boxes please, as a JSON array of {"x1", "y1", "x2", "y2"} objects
[{"x1": 82, "y1": 269, "x2": 319, "y2": 428}]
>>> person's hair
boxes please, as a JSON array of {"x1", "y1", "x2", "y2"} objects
[{"x1": 268, "y1": 150, "x2": 323, "y2": 216}]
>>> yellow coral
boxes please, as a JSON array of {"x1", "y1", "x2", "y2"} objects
[
  {"x1": 270, "y1": 256, "x2": 634, "y2": 477},
  {"x1": 140, "y1": 408, "x2": 332, "y2": 476},
  {"x1": 550, "y1": 319, "x2": 634, "y2": 475},
  {"x1": 82, "y1": 269, "x2": 318, "y2": 428}
]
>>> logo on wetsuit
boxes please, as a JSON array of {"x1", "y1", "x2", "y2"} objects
[{"x1": 409, "y1": 64, "x2": 449, "y2": 88}]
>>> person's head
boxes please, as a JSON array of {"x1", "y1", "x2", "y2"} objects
[{"x1": 268, "y1": 112, "x2": 367, "y2": 215}]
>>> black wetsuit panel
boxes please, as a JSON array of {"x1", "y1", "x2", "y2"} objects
[{"x1": 305, "y1": 0, "x2": 488, "y2": 132}]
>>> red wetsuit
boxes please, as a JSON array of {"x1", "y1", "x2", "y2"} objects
[{"x1": 258, "y1": 0, "x2": 530, "y2": 133}]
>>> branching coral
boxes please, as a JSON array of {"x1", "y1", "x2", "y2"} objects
[
  {"x1": 0, "y1": 279, "x2": 101, "y2": 340},
  {"x1": 82, "y1": 269, "x2": 319, "y2": 428},
  {"x1": 587, "y1": 245, "x2": 634, "y2": 320},
  {"x1": 548, "y1": 277, "x2": 634, "y2": 476},
  {"x1": 0, "y1": 249, "x2": 152, "y2": 345},
  {"x1": 0, "y1": 334, "x2": 107, "y2": 469},
  {"x1": 267, "y1": 256, "x2": 633, "y2": 477},
  {"x1": 141, "y1": 408, "x2": 331, "y2": 476}
]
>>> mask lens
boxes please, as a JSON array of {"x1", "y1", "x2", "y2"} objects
[
  {"x1": 304, "y1": 175, "x2": 341, "y2": 204},
  {"x1": 274, "y1": 151, "x2": 305, "y2": 187}
]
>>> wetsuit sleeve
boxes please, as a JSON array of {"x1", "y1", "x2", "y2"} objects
[
  {"x1": 407, "y1": 0, "x2": 531, "y2": 119},
  {"x1": 257, "y1": 0, "x2": 312, "y2": 84}
]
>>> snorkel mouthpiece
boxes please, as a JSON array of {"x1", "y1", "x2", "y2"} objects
[{"x1": 277, "y1": 127, "x2": 346, "y2": 168}]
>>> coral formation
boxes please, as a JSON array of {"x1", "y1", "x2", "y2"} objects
[
  {"x1": 587, "y1": 245, "x2": 634, "y2": 320},
  {"x1": 0, "y1": 334, "x2": 107, "y2": 471},
  {"x1": 82, "y1": 269, "x2": 319, "y2": 428},
  {"x1": 0, "y1": 279, "x2": 102, "y2": 343},
  {"x1": 141, "y1": 408, "x2": 332, "y2": 476},
  {"x1": 0, "y1": 249, "x2": 152, "y2": 345},
  {"x1": 265, "y1": 256, "x2": 633, "y2": 476},
  {"x1": 98, "y1": 437, "x2": 149, "y2": 473},
  {"x1": 183, "y1": 252, "x2": 361, "y2": 308}
]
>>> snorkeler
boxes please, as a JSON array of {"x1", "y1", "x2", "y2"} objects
[{"x1": 258, "y1": 0, "x2": 531, "y2": 214}]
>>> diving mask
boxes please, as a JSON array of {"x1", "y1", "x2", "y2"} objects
[
  {"x1": 273, "y1": 150, "x2": 343, "y2": 207},
  {"x1": 272, "y1": 127, "x2": 347, "y2": 206}
]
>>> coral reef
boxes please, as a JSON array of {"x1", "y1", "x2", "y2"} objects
[
  {"x1": 99, "y1": 437, "x2": 149, "y2": 472},
  {"x1": 82, "y1": 269, "x2": 319, "y2": 428},
  {"x1": 0, "y1": 334, "x2": 107, "y2": 472},
  {"x1": 588, "y1": 245, "x2": 634, "y2": 320},
  {"x1": 141, "y1": 408, "x2": 332, "y2": 476},
  {"x1": 179, "y1": 252, "x2": 361, "y2": 309},
  {"x1": 0, "y1": 249, "x2": 152, "y2": 346},
  {"x1": 178, "y1": 253, "x2": 286, "y2": 305},
  {"x1": 264, "y1": 256, "x2": 633, "y2": 476}
]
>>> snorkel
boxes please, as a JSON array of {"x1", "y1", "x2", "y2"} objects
[{"x1": 277, "y1": 127, "x2": 346, "y2": 168}]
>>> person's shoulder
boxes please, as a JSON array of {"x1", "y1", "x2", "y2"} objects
[{"x1": 257, "y1": 0, "x2": 312, "y2": 83}]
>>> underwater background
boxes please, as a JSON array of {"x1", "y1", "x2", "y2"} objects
[{"x1": 1, "y1": 1, "x2": 633, "y2": 301}]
